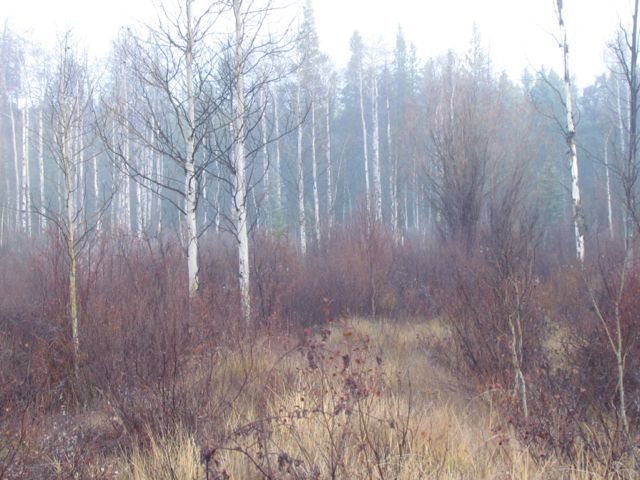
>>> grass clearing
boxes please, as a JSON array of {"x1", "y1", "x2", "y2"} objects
[{"x1": 102, "y1": 318, "x2": 632, "y2": 479}]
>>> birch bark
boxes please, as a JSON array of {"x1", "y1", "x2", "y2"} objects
[
  {"x1": 297, "y1": 83, "x2": 307, "y2": 254},
  {"x1": 311, "y1": 100, "x2": 321, "y2": 244},
  {"x1": 232, "y1": 0, "x2": 251, "y2": 324},
  {"x1": 326, "y1": 92, "x2": 333, "y2": 232},
  {"x1": 371, "y1": 75, "x2": 382, "y2": 222},
  {"x1": 558, "y1": 1, "x2": 586, "y2": 262},
  {"x1": 358, "y1": 61, "x2": 371, "y2": 217},
  {"x1": 185, "y1": 0, "x2": 200, "y2": 297},
  {"x1": 21, "y1": 103, "x2": 31, "y2": 235}
]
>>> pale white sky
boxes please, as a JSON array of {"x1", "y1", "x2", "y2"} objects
[{"x1": 0, "y1": 0, "x2": 634, "y2": 87}]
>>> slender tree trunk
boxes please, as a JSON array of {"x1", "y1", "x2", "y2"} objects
[
  {"x1": 625, "y1": 0, "x2": 640, "y2": 254},
  {"x1": 64, "y1": 152, "x2": 80, "y2": 380},
  {"x1": 39, "y1": 108, "x2": 45, "y2": 233},
  {"x1": 202, "y1": 158, "x2": 208, "y2": 229},
  {"x1": 252, "y1": 187, "x2": 260, "y2": 230},
  {"x1": 615, "y1": 294, "x2": 629, "y2": 434},
  {"x1": 260, "y1": 88, "x2": 270, "y2": 226},
  {"x1": 10, "y1": 101, "x2": 20, "y2": 230},
  {"x1": 371, "y1": 75, "x2": 382, "y2": 222},
  {"x1": 558, "y1": 1, "x2": 586, "y2": 263},
  {"x1": 273, "y1": 93, "x2": 283, "y2": 212},
  {"x1": 509, "y1": 284, "x2": 529, "y2": 419},
  {"x1": 145, "y1": 141, "x2": 153, "y2": 232},
  {"x1": 387, "y1": 95, "x2": 399, "y2": 237},
  {"x1": 57, "y1": 48, "x2": 81, "y2": 378},
  {"x1": 0, "y1": 86, "x2": 4, "y2": 237},
  {"x1": 153, "y1": 129, "x2": 162, "y2": 236},
  {"x1": 618, "y1": 0, "x2": 639, "y2": 435},
  {"x1": 0, "y1": 205, "x2": 4, "y2": 247},
  {"x1": 233, "y1": 0, "x2": 251, "y2": 324},
  {"x1": 605, "y1": 130, "x2": 614, "y2": 239},
  {"x1": 185, "y1": 0, "x2": 200, "y2": 297},
  {"x1": 404, "y1": 186, "x2": 409, "y2": 232},
  {"x1": 326, "y1": 91, "x2": 334, "y2": 232},
  {"x1": 414, "y1": 181, "x2": 420, "y2": 232},
  {"x1": 110, "y1": 117, "x2": 117, "y2": 228},
  {"x1": 136, "y1": 143, "x2": 144, "y2": 233},
  {"x1": 616, "y1": 77, "x2": 629, "y2": 241},
  {"x1": 22, "y1": 104, "x2": 31, "y2": 236},
  {"x1": 214, "y1": 163, "x2": 222, "y2": 233},
  {"x1": 123, "y1": 86, "x2": 131, "y2": 232},
  {"x1": 296, "y1": 83, "x2": 307, "y2": 255},
  {"x1": 311, "y1": 100, "x2": 321, "y2": 245},
  {"x1": 358, "y1": 62, "x2": 371, "y2": 218},
  {"x1": 76, "y1": 84, "x2": 84, "y2": 223}
]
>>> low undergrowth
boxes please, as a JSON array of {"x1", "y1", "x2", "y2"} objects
[{"x1": 1, "y1": 231, "x2": 639, "y2": 478}]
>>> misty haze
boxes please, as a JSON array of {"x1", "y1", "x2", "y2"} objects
[{"x1": 1, "y1": 0, "x2": 639, "y2": 478}]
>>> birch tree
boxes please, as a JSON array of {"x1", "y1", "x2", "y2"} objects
[
  {"x1": 296, "y1": 1, "x2": 324, "y2": 247},
  {"x1": 556, "y1": 0, "x2": 586, "y2": 262},
  {"x1": 353, "y1": 32, "x2": 371, "y2": 219},
  {"x1": 20, "y1": 94, "x2": 31, "y2": 236},
  {"x1": 325, "y1": 80, "x2": 335, "y2": 232},
  {"x1": 296, "y1": 81, "x2": 307, "y2": 254},
  {"x1": 103, "y1": 0, "x2": 223, "y2": 297},
  {"x1": 214, "y1": 0, "x2": 296, "y2": 324},
  {"x1": 230, "y1": 0, "x2": 252, "y2": 323},
  {"x1": 371, "y1": 72, "x2": 383, "y2": 222},
  {"x1": 44, "y1": 34, "x2": 96, "y2": 379},
  {"x1": 587, "y1": 0, "x2": 640, "y2": 438}
]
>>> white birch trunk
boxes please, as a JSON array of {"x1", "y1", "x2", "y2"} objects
[
  {"x1": 145, "y1": 141, "x2": 153, "y2": 232},
  {"x1": 615, "y1": 78, "x2": 628, "y2": 242},
  {"x1": 558, "y1": 3, "x2": 586, "y2": 263},
  {"x1": 252, "y1": 188, "x2": 260, "y2": 230},
  {"x1": 39, "y1": 108, "x2": 45, "y2": 233},
  {"x1": 123, "y1": 84, "x2": 131, "y2": 232},
  {"x1": 297, "y1": 83, "x2": 307, "y2": 255},
  {"x1": 274, "y1": 94, "x2": 283, "y2": 211},
  {"x1": 202, "y1": 160, "x2": 208, "y2": 229},
  {"x1": 155, "y1": 142, "x2": 163, "y2": 236},
  {"x1": 214, "y1": 164, "x2": 222, "y2": 233},
  {"x1": 311, "y1": 100, "x2": 321, "y2": 244},
  {"x1": 110, "y1": 118, "x2": 117, "y2": 228},
  {"x1": 371, "y1": 75, "x2": 382, "y2": 222},
  {"x1": 136, "y1": 149, "x2": 143, "y2": 234},
  {"x1": 64, "y1": 138, "x2": 80, "y2": 379},
  {"x1": 233, "y1": 0, "x2": 251, "y2": 324},
  {"x1": 414, "y1": 177, "x2": 420, "y2": 232},
  {"x1": 93, "y1": 151, "x2": 100, "y2": 233},
  {"x1": 0, "y1": 88, "x2": 4, "y2": 238},
  {"x1": 387, "y1": 95, "x2": 399, "y2": 236},
  {"x1": 260, "y1": 88, "x2": 269, "y2": 224},
  {"x1": 185, "y1": 0, "x2": 200, "y2": 297},
  {"x1": 617, "y1": 77, "x2": 627, "y2": 157},
  {"x1": 404, "y1": 187, "x2": 409, "y2": 232},
  {"x1": 10, "y1": 101, "x2": 20, "y2": 230},
  {"x1": 75, "y1": 81, "x2": 85, "y2": 223},
  {"x1": 358, "y1": 63, "x2": 371, "y2": 217},
  {"x1": 21, "y1": 104, "x2": 31, "y2": 236},
  {"x1": 326, "y1": 92, "x2": 333, "y2": 232},
  {"x1": 605, "y1": 130, "x2": 614, "y2": 239},
  {"x1": 57, "y1": 50, "x2": 80, "y2": 378}
]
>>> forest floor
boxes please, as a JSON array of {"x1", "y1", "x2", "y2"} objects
[{"x1": 2, "y1": 318, "x2": 623, "y2": 479}]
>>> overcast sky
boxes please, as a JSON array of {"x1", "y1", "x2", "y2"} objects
[{"x1": 0, "y1": 0, "x2": 635, "y2": 87}]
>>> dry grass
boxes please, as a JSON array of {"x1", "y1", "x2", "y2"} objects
[
  {"x1": 110, "y1": 319, "x2": 631, "y2": 480},
  {"x1": 126, "y1": 427, "x2": 203, "y2": 480}
]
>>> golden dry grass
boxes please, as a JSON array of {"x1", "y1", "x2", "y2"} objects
[{"x1": 114, "y1": 319, "x2": 631, "y2": 480}]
